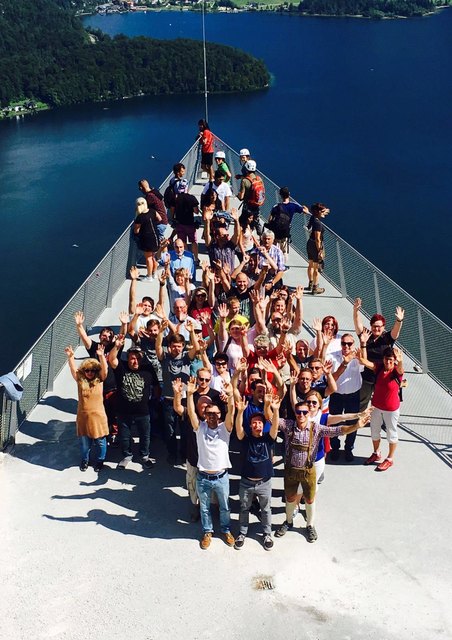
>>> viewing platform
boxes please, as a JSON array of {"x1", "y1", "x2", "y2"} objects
[{"x1": 1, "y1": 140, "x2": 451, "y2": 640}]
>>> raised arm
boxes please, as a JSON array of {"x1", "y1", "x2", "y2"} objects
[
  {"x1": 74, "y1": 311, "x2": 92, "y2": 351},
  {"x1": 234, "y1": 398, "x2": 248, "y2": 441},
  {"x1": 155, "y1": 319, "x2": 168, "y2": 361},
  {"x1": 96, "y1": 344, "x2": 108, "y2": 382},
  {"x1": 128, "y1": 302, "x2": 144, "y2": 338},
  {"x1": 128, "y1": 266, "x2": 140, "y2": 315},
  {"x1": 357, "y1": 328, "x2": 375, "y2": 370},
  {"x1": 323, "y1": 360, "x2": 337, "y2": 397},
  {"x1": 230, "y1": 208, "x2": 240, "y2": 245},
  {"x1": 65, "y1": 345, "x2": 78, "y2": 381},
  {"x1": 340, "y1": 408, "x2": 373, "y2": 436},
  {"x1": 289, "y1": 372, "x2": 298, "y2": 413},
  {"x1": 291, "y1": 286, "x2": 304, "y2": 334},
  {"x1": 223, "y1": 382, "x2": 235, "y2": 432},
  {"x1": 393, "y1": 347, "x2": 404, "y2": 376},
  {"x1": 108, "y1": 334, "x2": 125, "y2": 369},
  {"x1": 269, "y1": 395, "x2": 281, "y2": 440},
  {"x1": 204, "y1": 209, "x2": 213, "y2": 247},
  {"x1": 390, "y1": 306, "x2": 405, "y2": 341},
  {"x1": 118, "y1": 310, "x2": 129, "y2": 337},
  {"x1": 353, "y1": 297, "x2": 364, "y2": 336},
  {"x1": 172, "y1": 378, "x2": 185, "y2": 417},
  {"x1": 186, "y1": 377, "x2": 200, "y2": 431}
]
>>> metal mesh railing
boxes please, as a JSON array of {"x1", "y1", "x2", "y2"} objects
[{"x1": 1, "y1": 138, "x2": 451, "y2": 449}]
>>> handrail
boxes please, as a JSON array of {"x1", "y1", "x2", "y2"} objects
[{"x1": 1, "y1": 138, "x2": 450, "y2": 449}]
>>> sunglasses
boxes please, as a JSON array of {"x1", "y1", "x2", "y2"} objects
[
  {"x1": 198, "y1": 377, "x2": 211, "y2": 382},
  {"x1": 341, "y1": 341, "x2": 354, "y2": 347},
  {"x1": 205, "y1": 412, "x2": 220, "y2": 417},
  {"x1": 215, "y1": 362, "x2": 227, "y2": 366},
  {"x1": 309, "y1": 366, "x2": 322, "y2": 371},
  {"x1": 84, "y1": 369, "x2": 98, "y2": 374},
  {"x1": 295, "y1": 409, "x2": 309, "y2": 416},
  {"x1": 195, "y1": 292, "x2": 207, "y2": 297},
  {"x1": 305, "y1": 400, "x2": 318, "y2": 406}
]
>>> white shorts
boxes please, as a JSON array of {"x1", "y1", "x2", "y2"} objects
[{"x1": 370, "y1": 408, "x2": 399, "y2": 444}]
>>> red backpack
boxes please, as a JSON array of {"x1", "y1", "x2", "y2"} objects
[{"x1": 246, "y1": 174, "x2": 266, "y2": 208}]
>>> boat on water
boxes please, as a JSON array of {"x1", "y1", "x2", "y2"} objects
[{"x1": 0, "y1": 138, "x2": 451, "y2": 640}]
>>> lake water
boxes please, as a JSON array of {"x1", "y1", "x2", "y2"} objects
[{"x1": 0, "y1": 9, "x2": 451, "y2": 370}]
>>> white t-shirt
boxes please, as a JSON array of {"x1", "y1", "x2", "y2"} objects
[
  {"x1": 196, "y1": 421, "x2": 231, "y2": 472},
  {"x1": 330, "y1": 351, "x2": 363, "y2": 394},
  {"x1": 202, "y1": 181, "x2": 232, "y2": 207}
]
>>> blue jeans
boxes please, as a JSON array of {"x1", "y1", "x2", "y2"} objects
[
  {"x1": 156, "y1": 223, "x2": 168, "y2": 241},
  {"x1": 196, "y1": 472, "x2": 231, "y2": 534},
  {"x1": 79, "y1": 436, "x2": 107, "y2": 463},
  {"x1": 162, "y1": 399, "x2": 186, "y2": 457},
  {"x1": 118, "y1": 414, "x2": 151, "y2": 458}
]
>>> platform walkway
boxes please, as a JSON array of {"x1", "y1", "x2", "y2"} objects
[{"x1": 1, "y1": 180, "x2": 451, "y2": 640}]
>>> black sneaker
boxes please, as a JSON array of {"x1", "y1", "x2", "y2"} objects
[
  {"x1": 263, "y1": 535, "x2": 274, "y2": 551},
  {"x1": 275, "y1": 521, "x2": 293, "y2": 537},
  {"x1": 234, "y1": 534, "x2": 246, "y2": 550},
  {"x1": 93, "y1": 461, "x2": 104, "y2": 473},
  {"x1": 79, "y1": 460, "x2": 89, "y2": 472},
  {"x1": 311, "y1": 286, "x2": 325, "y2": 295},
  {"x1": 306, "y1": 525, "x2": 318, "y2": 543},
  {"x1": 140, "y1": 456, "x2": 154, "y2": 469},
  {"x1": 345, "y1": 450, "x2": 355, "y2": 463},
  {"x1": 304, "y1": 281, "x2": 313, "y2": 292},
  {"x1": 329, "y1": 449, "x2": 340, "y2": 462}
]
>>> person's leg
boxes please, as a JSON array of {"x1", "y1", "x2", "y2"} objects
[
  {"x1": 255, "y1": 478, "x2": 272, "y2": 535},
  {"x1": 196, "y1": 475, "x2": 213, "y2": 533},
  {"x1": 365, "y1": 408, "x2": 383, "y2": 463},
  {"x1": 161, "y1": 400, "x2": 177, "y2": 460},
  {"x1": 136, "y1": 414, "x2": 151, "y2": 459},
  {"x1": 144, "y1": 252, "x2": 153, "y2": 277},
  {"x1": 314, "y1": 456, "x2": 325, "y2": 488},
  {"x1": 307, "y1": 260, "x2": 314, "y2": 287},
  {"x1": 93, "y1": 437, "x2": 107, "y2": 463},
  {"x1": 238, "y1": 478, "x2": 254, "y2": 536},
  {"x1": 382, "y1": 409, "x2": 399, "y2": 460},
  {"x1": 344, "y1": 390, "x2": 360, "y2": 452},
  {"x1": 117, "y1": 416, "x2": 133, "y2": 459},
  {"x1": 359, "y1": 380, "x2": 374, "y2": 412},
  {"x1": 213, "y1": 473, "x2": 231, "y2": 533},
  {"x1": 79, "y1": 436, "x2": 91, "y2": 464},
  {"x1": 328, "y1": 392, "x2": 344, "y2": 453},
  {"x1": 186, "y1": 461, "x2": 199, "y2": 506}
]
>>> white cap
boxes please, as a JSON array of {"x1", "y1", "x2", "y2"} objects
[
  {"x1": 214, "y1": 151, "x2": 225, "y2": 159},
  {"x1": 239, "y1": 148, "x2": 250, "y2": 157},
  {"x1": 245, "y1": 160, "x2": 256, "y2": 172}
]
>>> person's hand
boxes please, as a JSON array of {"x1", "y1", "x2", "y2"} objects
[
  {"x1": 395, "y1": 306, "x2": 405, "y2": 322},
  {"x1": 65, "y1": 345, "x2": 75, "y2": 358},
  {"x1": 230, "y1": 207, "x2": 239, "y2": 221},
  {"x1": 312, "y1": 317, "x2": 322, "y2": 332},
  {"x1": 197, "y1": 338, "x2": 207, "y2": 353},
  {"x1": 323, "y1": 360, "x2": 333, "y2": 375},
  {"x1": 322, "y1": 332, "x2": 332, "y2": 346},
  {"x1": 160, "y1": 238, "x2": 170, "y2": 250},
  {"x1": 270, "y1": 394, "x2": 281, "y2": 411},
  {"x1": 115, "y1": 334, "x2": 125, "y2": 348},
  {"x1": 205, "y1": 269, "x2": 215, "y2": 283},
  {"x1": 357, "y1": 407, "x2": 373, "y2": 428},
  {"x1": 200, "y1": 259, "x2": 209, "y2": 272},
  {"x1": 301, "y1": 204, "x2": 310, "y2": 215},
  {"x1": 172, "y1": 377, "x2": 184, "y2": 395},
  {"x1": 119, "y1": 311, "x2": 129, "y2": 325},
  {"x1": 135, "y1": 302, "x2": 144, "y2": 316},
  {"x1": 290, "y1": 371, "x2": 298, "y2": 386},
  {"x1": 199, "y1": 311, "x2": 210, "y2": 325},
  {"x1": 242, "y1": 253, "x2": 250, "y2": 264},
  {"x1": 393, "y1": 347, "x2": 403, "y2": 362},
  {"x1": 164, "y1": 252, "x2": 171, "y2": 265},
  {"x1": 235, "y1": 398, "x2": 248, "y2": 412},
  {"x1": 354, "y1": 297, "x2": 362, "y2": 312},
  {"x1": 222, "y1": 381, "x2": 233, "y2": 397},
  {"x1": 158, "y1": 270, "x2": 167, "y2": 284},
  {"x1": 239, "y1": 324, "x2": 249, "y2": 336},
  {"x1": 186, "y1": 376, "x2": 197, "y2": 395},
  {"x1": 154, "y1": 302, "x2": 166, "y2": 319},
  {"x1": 218, "y1": 303, "x2": 228, "y2": 319},
  {"x1": 281, "y1": 318, "x2": 291, "y2": 333},
  {"x1": 96, "y1": 344, "x2": 105, "y2": 358},
  {"x1": 294, "y1": 285, "x2": 304, "y2": 300},
  {"x1": 270, "y1": 290, "x2": 279, "y2": 301},
  {"x1": 185, "y1": 318, "x2": 194, "y2": 332},
  {"x1": 160, "y1": 319, "x2": 169, "y2": 333},
  {"x1": 138, "y1": 326, "x2": 148, "y2": 338},
  {"x1": 183, "y1": 268, "x2": 190, "y2": 281},
  {"x1": 257, "y1": 357, "x2": 271, "y2": 372},
  {"x1": 130, "y1": 266, "x2": 139, "y2": 280},
  {"x1": 236, "y1": 357, "x2": 248, "y2": 373},
  {"x1": 360, "y1": 327, "x2": 371, "y2": 344},
  {"x1": 343, "y1": 348, "x2": 357, "y2": 364},
  {"x1": 74, "y1": 311, "x2": 85, "y2": 326},
  {"x1": 222, "y1": 262, "x2": 231, "y2": 276}
]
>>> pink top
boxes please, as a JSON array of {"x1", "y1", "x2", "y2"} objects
[{"x1": 371, "y1": 364, "x2": 402, "y2": 412}]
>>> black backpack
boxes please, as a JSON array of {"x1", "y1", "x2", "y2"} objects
[{"x1": 266, "y1": 204, "x2": 291, "y2": 239}]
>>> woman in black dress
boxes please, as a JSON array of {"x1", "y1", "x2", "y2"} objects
[
  {"x1": 134, "y1": 197, "x2": 161, "y2": 281},
  {"x1": 306, "y1": 203, "x2": 330, "y2": 295}
]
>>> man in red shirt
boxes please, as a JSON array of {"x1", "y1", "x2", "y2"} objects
[{"x1": 197, "y1": 119, "x2": 215, "y2": 180}]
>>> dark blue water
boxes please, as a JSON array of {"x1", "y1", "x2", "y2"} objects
[{"x1": 1, "y1": 10, "x2": 451, "y2": 370}]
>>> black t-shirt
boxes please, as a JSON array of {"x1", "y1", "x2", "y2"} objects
[
  {"x1": 135, "y1": 210, "x2": 159, "y2": 252},
  {"x1": 308, "y1": 216, "x2": 324, "y2": 241},
  {"x1": 87, "y1": 340, "x2": 121, "y2": 394},
  {"x1": 113, "y1": 361, "x2": 156, "y2": 416},
  {"x1": 174, "y1": 193, "x2": 199, "y2": 225},
  {"x1": 241, "y1": 432, "x2": 276, "y2": 479},
  {"x1": 360, "y1": 330, "x2": 395, "y2": 383}
]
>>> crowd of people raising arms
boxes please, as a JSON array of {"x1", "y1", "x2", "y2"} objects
[{"x1": 66, "y1": 121, "x2": 407, "y2": 550}]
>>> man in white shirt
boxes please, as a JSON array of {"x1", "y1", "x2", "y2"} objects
[
  {"x1": 330, "y1": 334, "x2": 363, "y2": 462},
  {"x1": 201, "y1": 169, "x2": 232, "y2": 211},
  {"x1": 187, "y1": 377, "x2": 235, "y2": 550}
]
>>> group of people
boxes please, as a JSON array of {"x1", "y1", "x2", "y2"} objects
[{"x1": 65, "y1": 122, "x2": 407, "y2": 550}]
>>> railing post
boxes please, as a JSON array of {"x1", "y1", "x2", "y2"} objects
[
  {"x1": 417, "y1": 308, "x2": 429, "y2": 374},
  {"x1": 336, "y1": 240, "x2": 347, "y2": 298},
  {"x1": 373, "y1": 272, "x2": 382, "y2": 315},
  {"x1": 106, "y1": 247, "x2": 115, "y2": 309},
  {"x1": 47, "y1": 323, "x2": 56, "y2": 393}
]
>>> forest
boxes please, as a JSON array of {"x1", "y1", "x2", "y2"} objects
[{"x1": 0, "y1": 0, "x2": 270, "y2": 107}]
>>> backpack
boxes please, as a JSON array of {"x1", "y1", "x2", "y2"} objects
[
  {"x1": 246, "y1": 174, "x2": 265, "y2": 208},
  {"x1": 266, "y1": 204, "x2": 291, "y2": 239},
  {"x1": 163, "y1": 184, "x2": 176, "y2": 208}
]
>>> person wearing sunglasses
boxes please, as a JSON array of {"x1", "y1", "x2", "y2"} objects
[
  {"x1": 186, "y1": 377, "x2": 236, "y2": 550},
  {"x1": 276, "y1": 401, "x2": 371, "y2": 542},
  {"x1": 65, "y1": 344, "x2": 109, "y2": 473},
  {"x1": 329, "y1": 334, "x2": 364, "y2": 462}
]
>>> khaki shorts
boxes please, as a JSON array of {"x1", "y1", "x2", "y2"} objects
[{"x1": 284, "y1": 466, "x2": 317, "y2": 503}]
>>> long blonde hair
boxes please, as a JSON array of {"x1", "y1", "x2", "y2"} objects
[{"x1": 77, "y1": 358, "x2": 102, "y2": 390}]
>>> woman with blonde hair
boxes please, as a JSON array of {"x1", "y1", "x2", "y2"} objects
[{"x1": 65, "y1": 344, "x2": 109, "y2": 472}]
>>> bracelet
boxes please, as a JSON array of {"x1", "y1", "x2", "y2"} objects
[{"x1": 360, "y1": 344, "x2": 366, "y2": 347}]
